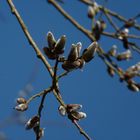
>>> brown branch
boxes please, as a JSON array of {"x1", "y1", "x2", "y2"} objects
[
  {"x1": 103, "y1": 11, "x2": 119, "y2": 32},
  {"x1": 73, "y1": 120, "x2": 92, "y2": 140},
  {"x1": 57, "y1": 71, "x2": 70, "y2": 79},
  {"x1": 26, "y1": 87, "x2": 52, "y2": 104},
  {"x1": 102, "y1": 31, "x2": 140, "y2": 39},
  {"x1": 101, "y1": 31, "x2": 140, "y2": 54},
  {"x1": 52, "y1": 57, "x2": 63, "y2": 100}
]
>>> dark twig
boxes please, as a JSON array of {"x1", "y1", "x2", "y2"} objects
[
  {"x1": 36, "y1": 87, "x2": 52, "y2": 140},
  {"x1": 52, "y1": 57, "x2": 63, "y2": 99},
  {"x1": 27, "y1": 87, "x2": 52, "y2": 104}
]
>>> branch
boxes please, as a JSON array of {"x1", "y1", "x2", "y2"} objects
[
  {"x1": 26, "y1": 87, "x2": 52, "y2": 104},
  {"x1": 36, "y1": 88, "x2": 51, "y2": 140},
  {"x1": 103, "y1": 11, "x2": 119, "y2": 32},
  {"x1": 102, "y1": 31, "x2": 140, "y2": 39},
  {"x1": 73, "y1": 120, "x2": 92, "y2": 140}
]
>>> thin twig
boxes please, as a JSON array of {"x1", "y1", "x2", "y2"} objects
[
  {"x1": 26, "y1": 87, "x2": 52, "y2": 104},
  {"x1": 73, "y1": 120, "x2": 92, "y2": 140},
  {"x1": 57, "y1": 71, "x2": 69, "y2": 79},
  {"x1": 52, "y1": 57, "x2": 59, "y2": 87},
  {"x1": 102, "y1": 31, "x2": 140, "y2": 39},
  {"x1": 103, "y1": 10, "x2": 119, "y2": 31},
  {"x1": 52, "y1": 57, "x2": 63, "y2": 99},
  {"x1": 38, "y1": 93, "x2": 48, "y2": 117},
  {"x1": 36, "y1": 89, "x2": 51, "y2": 140}
]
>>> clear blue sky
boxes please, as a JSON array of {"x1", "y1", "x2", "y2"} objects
[{"x1": 0, "y1": 0, "x2": 140, "y2": 140}]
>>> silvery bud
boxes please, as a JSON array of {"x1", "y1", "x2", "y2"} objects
[
  {"x1": 76, "y1": 42, "x2": 82, "y2": 57},
  {"x1": 58, "y1": 105, "x2": 66, "y2": 116},
  {"x1": 127, "y1": 83, "x2": 139, "y2": 92},
  {"x1": 123, "y1": 28, "x2": 129, "y2": 35},
  {"x1": 108, "y1": 45, "x2": 117, "y2": 57},
  {"x1": 135, "y1": 83, "x2": 140, "y2": 89},
  {"x1": 127, "y1": 62, "x2": 140, "y2": 72},
  {"x1": 82, "y1": 42, "x2": 98, "y2": 62},
  {"x1": 67, "y1": 104, "x2": 82, "y2": 112},
  {"x1": 135, "y1": 62, "x2": 140, "y2": 71},
  {"x1": 16, "y1": 97, "x2": 26, "y2": 104},
  {"x1": 87, "y1": 2, "x2": 99, "y2": 18},
  {"x1": 126, "y1": 65, "x2": 136, "y2": 73},
  {"x1": 87, "y1": 6, "x2": 96, "y2": 18},
  {"x1": 93, "y1": 20, "x2": 105, "y2": 40},
  {"x1": 119, "y1": 28, "x2": 129, "y2": 39},
  {"x1": 38, "y1": 128, "x2": 44, "y2": 138},
  {"x1": 93, "y1": 2, "x2": 99, "y2": 10},
  {"x1": 71, "y1": 111, "x2": 87, "y2": 121},
  {"x1": 125, "y1": 18, "x2": 136, "y2": 28},
  {"x1": 116, "y1": 49, "x2": 132, "y2": 61},
  {"x1": 54, "y1": 35, "x2": 66, "y2": 54},
  {"x1": 25, "y1": 116, "x2": 40, "y2": 130},
  {"x1": 124, "y1": 71, "x2": 138, "y2": 80},
  {"x1": 15, "y1": 103, "x2": 28, "y2": 112},
  {"x1": 47, "y1": 31, "x2": 56, "y2": 49},
  {"x1": 33, "y1": 127, "x2": 44, "y2": 139},
  {"x1": 107, "y1": 67, "x2": 115, "y2": 77},
  {"x1": 68, "y1": 44, "x2": 79, "y2": 62}
]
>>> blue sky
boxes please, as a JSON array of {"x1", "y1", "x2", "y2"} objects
[{"x1": 0, "y1": 0, "x2": 140, "y2": 140}]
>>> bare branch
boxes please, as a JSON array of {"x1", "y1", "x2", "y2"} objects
[
  {"x1": 73, "y1": 120, "x2": 92, "y2": 140},
  {"x1": 26, "y1": 87, "x2": 52, "y2": 104}
]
